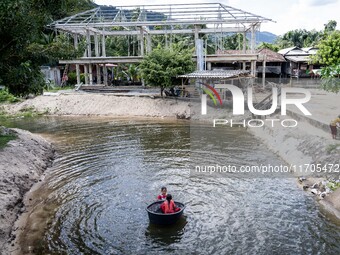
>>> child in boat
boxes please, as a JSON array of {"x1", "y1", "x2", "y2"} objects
[
  {"x1": 160, "y1": 194, "x2": 181, "y2": 214},
  {"x1": 157, "y1": 186, "x2": 167, "y2": 200}
]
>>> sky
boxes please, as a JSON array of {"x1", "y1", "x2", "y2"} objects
[{"x1": 93, "y1": 0, "x2": 340, "y2": 36}]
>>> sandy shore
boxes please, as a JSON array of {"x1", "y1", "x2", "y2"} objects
[
  {"x1": 2, "y1": 93, "x2": 191, "y2": 119},
  {"x1": 0, "y1": 127, "x2": 54, "y2": 254}
]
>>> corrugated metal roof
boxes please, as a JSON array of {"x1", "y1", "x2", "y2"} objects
[
  {"x1": 177, "y1": 70, "x2": 250, "y2": 79},
  {"x1": 278, "y1": 46, "x2": 318, "y2": 56},
  {"x1": 285, "y1": 55, "x2": 311, "y2": 62},
  {"x1": 302, "y1": 47, "x2": 319, "y2": 54},
  {"x1": 216, "y1": 49, "x2": 286, "y2": 62}
]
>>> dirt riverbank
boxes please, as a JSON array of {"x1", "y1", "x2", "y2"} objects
[
  {"x1": 248, "y1": 116, "x2": 340, "y2": 222},
  {"x1": 1, "y1": 93, "x2": 191, "y2": 119},
  {"x1": 0, "y1": 127, "x2": 54, "y2": 254}
]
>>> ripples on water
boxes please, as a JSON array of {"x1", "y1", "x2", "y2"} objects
[{"x1": 4, "y1": 117, "x2": 340, "y2": 255}]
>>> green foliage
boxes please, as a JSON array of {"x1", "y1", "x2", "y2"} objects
[
  {"x1": 139, "y1": 45, "x2": 195, "y2": 94},
  {"x1": 106, "y1": 33, "x2": 132, "y2": 56},
  {"x1": 4, "y1": 61, "x2": 45, "y2": 97},
  {"x1": 326, "y1": 181, "x2": 340, "y2": 191},
  {"x1": 0, "y1": 134, "x2": 17, "y2": 149},
  {"x1": 122, "y1": 64, "x2": 140, "y2": 83},
  {"x1": 313, "y1": 31, "x2": 340, "y2": 66},
  {"x1": 223, "y1": 33, "x2": 246, "y2": 50},
  {"x1": 275, "y1": 29, "x2": 322, "y2": 48},
  {"x1": 257, "y1": 42, "x2": 279, "y2": 52},
  {"x1": 0, "y1": 89, "x2": 20, "y2": 103},
  {"x1": 68, "y1": 72, "x2": 77, "y2": 85},
  {"x1": 66, "y1": 71, "x2": 85, "y2": 86},
  {"x1": 28, "y1": 34, "x2": 86, "y2": 65},
  {"x1": 326, "y1": 143, "x2": 340, "y2": 154},
  {"x1": 61, "y1": 71, "x2": 84, "y2": 85},
  {"x1": 0, "y1": 0, "x2": 94, "y2": 97},
  {"x1": 312, "y1": 30, "x2": 340, "y2": 93},
  {"x1": 319, "y1": 65, "x2": 340, "y2": 93},
  {"x1": 324, "y1": 20, "x2": 337, "y2": 33}
]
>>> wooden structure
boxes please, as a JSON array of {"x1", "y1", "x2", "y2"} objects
[{"x1": 49, "y1": 3, "x2": 274, "y2": 86}]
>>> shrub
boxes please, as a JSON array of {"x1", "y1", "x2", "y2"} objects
[{"x1": 0, "y1": 89, "x2": 20, "y2": 103}]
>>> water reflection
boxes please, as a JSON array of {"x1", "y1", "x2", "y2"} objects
[{"x1": 146, "y1": 216, "x2": 188, "y2": 246}]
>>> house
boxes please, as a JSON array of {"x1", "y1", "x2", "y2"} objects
[
  {"x1": 40, "y1": 66, "x2": 61, "y2": 86},
  {"x1": 256, "y1": 48, "x2": 286, "y2": 77},
  {"x1": 215, "y1": 49, "x2": 286, "y2": 77},
  {"x1": 278, "y1": 46, "x2": 320, "y2": 78}
]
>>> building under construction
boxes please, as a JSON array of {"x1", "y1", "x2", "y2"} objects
[{"x1": 49, "y1": 2, "x2": 274, "y2": 86}]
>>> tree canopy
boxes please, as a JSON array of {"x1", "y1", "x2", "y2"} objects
[
  {"x1": 312, "y1": 30, "x2": 340, "y2": 93},
  {"x1": 0, "y1": 0, "x2": 94, "y2": 96},
  {"x1": 139, "y1": 45, "x2": 195, "y2": 96}
]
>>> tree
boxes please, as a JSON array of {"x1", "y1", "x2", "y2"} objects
[
  {"x1": 324, "y1": 20, "x2": 337, "y2": 33},
  {"x1": 257, "y1": 42, "x2": 279, "y2": 52},
  {"x1": 122, "y1": 64, "x2": 140, "y2": 84},
  {"x1": 312, "y1": 30, "x2": 340, "y2": 93},
  {"x1": 223, "y1": 33, "x2": 246, "y2": 50},
  {"x1": 139, "y1": 45, "x2": 195, "y2": 96},
  {"x1": 0, "y1": 0, "x2": 94, "y2": 96},
  {"x1": 314, "y1": 31, "x2": 340, "y2": 66},
  {"x1": 0, "y1": 0, "x2": 44, "y2": 96},
  {"x1": 275, "y1": 29, "x2": 322, "y2": 48}
]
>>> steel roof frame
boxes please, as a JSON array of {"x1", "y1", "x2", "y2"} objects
[{"x1": 49, "y1": 3, "x2": 274, "y2": 36}]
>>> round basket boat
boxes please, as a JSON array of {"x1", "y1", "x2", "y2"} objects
[{"x1": 146, "y1": 200, "x2": 185, "y2": 225}]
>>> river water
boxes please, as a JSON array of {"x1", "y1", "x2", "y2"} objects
[{"x1": 4, "y1": 116, "x2": 340, "y2": 254}]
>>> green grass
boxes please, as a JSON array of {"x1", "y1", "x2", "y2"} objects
[
  {"x1": 45, "y1": 85, "x2": 75, "y2": 93},
  {"x1": 326, "y1": 144, "x2": 340, "y2": 154},
  {"x1": 0, "y1": 134, "x2": 17, "y2": 149},
  {"x1": 0, "y1": 105, "x2": 49, "y2": 119},
  {"x1": 327, "y1": 181, "x2": 340, "y2": 191}
]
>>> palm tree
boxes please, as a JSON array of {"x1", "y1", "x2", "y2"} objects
[{"x1": 122, "y1": 64, "x2": 139, "y2": 83}]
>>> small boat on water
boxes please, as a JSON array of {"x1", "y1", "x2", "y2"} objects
[{"x1": 146, "y1": 200, "x2": 185, "y2": 225}]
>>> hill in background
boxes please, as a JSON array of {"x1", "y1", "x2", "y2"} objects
[{"x1": 254, "y1": 31, "x2": 278, "y2": 44}]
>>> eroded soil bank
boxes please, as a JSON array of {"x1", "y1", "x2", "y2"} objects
[{"x1": 0, "y1": 127, "x2": 54, "y2": 254}]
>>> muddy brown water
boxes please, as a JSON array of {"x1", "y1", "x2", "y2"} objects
[{"x1": 3, "y1": 116, "x2": 340, "y2": 255}]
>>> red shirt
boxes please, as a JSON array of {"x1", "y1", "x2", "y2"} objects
[
  {"x1": 157, "y1": 194, "x2": 167, "y2": 200},
  {"x1": 160, "y1": 200, "x2": 180, "y2": 214}
]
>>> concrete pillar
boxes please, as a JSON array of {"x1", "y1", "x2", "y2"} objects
[
  {"x1": 250, "y1": 25, "x2": 256, "y2": 78},
  {"x1": 84, "y1": 65, "x2": 89, "y2": 85},
  {"x1": 243, "y1": 31, "x2": 247, "y2": 70},
  {"x1": 86, "y1": 30, "x2": 93, "y2": 85},
  {"x1": 262, "y1": 56, "x2": 266, "y2": 88},
  {"x1": 101, "y1": 34, "x2": 106, "y2": 57},
  {"x1": 250, "y1": 25, "x2": 255, "y2": 53},
  {"x1": 146, "y1": 33, "x2": 152, "y2": 53},
  {"x1": 94, "y1": 33, "x2": 101, "y2": 85},
  {"x1": 207, "y1": 62, "x2": 212, "y2": 70},
  {"x1": 74, "y1": 34, "x2": 81, "y2": 85},
  {"x1": 196, "y1": 39, "x2": 204, "y2": 71},
  {"x1": 140, "y1": 27, "x2": 144, "y2": 56},
  {"x1": 103, "y1": 64, "x2": 108, "y2": 86},
  {"x1": 101, "y1": 33, "x2": 107, "y2": 86},
  {"x1": 194, "y1": 25, "x2": 199, "y2": 42}
]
